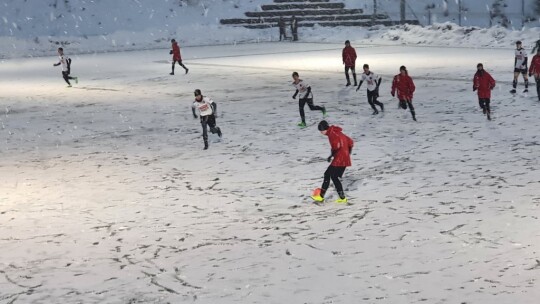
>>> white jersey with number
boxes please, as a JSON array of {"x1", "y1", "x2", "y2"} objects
[
  {"x1": 515, "y1": 48, "x2": 528, "y2": 69},
  {"x1": 59, "y1": 55, "x2": 71, "y2": 72},
  {"x1": 192, "y1": 97, "x2": 214, "y2": 117},
  {"x1": 361, "y1": 72, "x2": 380, "y2": 91},
  {"x1": 292, "y1": 79, "x2": 312, "y2": 99}
]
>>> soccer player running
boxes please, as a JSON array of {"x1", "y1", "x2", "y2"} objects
[
  {"x1": 192, "y1": 89, "x2": 222, "y2": 150},
  {"x1": 311, "y1": 120, "x2": 354, "y2": 204},
  {"x1": 356, "y1": 64, "x2": 384, "y2": 115},
  {"x1": 291, "y1": 72, "x2": 326, "y2": 128},
  {"x1": 511, "y1": 40, "x2": 528, "y2": 94},
  {"x1": 53, "y1": 47, "x2": 78, "y2": 87},
  {"x1": 528, "y1": 48, "x2": 540, "y2": 101},
  {"x1": 473, "y1": 63, "x2": 496, "y2": 121},
  {"x1": 391, "y1": 65, "x2": 417, "y2": 121}
]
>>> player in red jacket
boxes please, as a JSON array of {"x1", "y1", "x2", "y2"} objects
[
  {"x1": 391, "y1": 65, "x2": 416, "y2": 121},
  {"x1": 528, "y1": 49, "x2": 540, "y2": 101},
  {"x1": 473, "y1": 63, "x2": 496, "y2": 121},
  {"x1": 342, "y1": 40, "x2": 357, "y2": 87},
  {"x1": 170, "y1": 39, "x2": 188, "y2": 75},
  {"x1": 311, "y1": 120, "x2": 354, "y2": 204}
]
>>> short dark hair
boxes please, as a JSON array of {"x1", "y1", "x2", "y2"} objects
[
  {"x1": 58, "y1": 47, "x2": 63, "y2": 51},
  {"x1": 477, "y1": 63, "x2": 483, "y2": 68},
  {"x1": 292, "y1": 72, "x2": 299, "y2": 77},
  {"x1": 318, "y1": 120, "x2": 329, "y2": 131},
  {"x1": 363, "y1": 64, "x2": 369, "y2": 69}
]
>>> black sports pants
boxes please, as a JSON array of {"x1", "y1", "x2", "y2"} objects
[
  {"x1": 321, "y1": 166, "x2": 346, "y2": 197},
  {"x1": 201, "y1": 114, "x2": 218, "y2": 143},
  {"x1": 367, "y1": 90, "x2": 383, "y2": 111},
  {"x1": 299, "y1": 97, "x2": 323, "y2": 123},
  {"x1": 62, "y1": 70, "x2": 75, "y2": 85}
]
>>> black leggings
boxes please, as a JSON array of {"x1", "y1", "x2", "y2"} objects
[
  {"x1": 345, "y1": 66, "x2": 357, "y2": 84},
  {"x1": 367, "y1": 90, "x2": 383, "y2": 111},
  {"x1": 62, "y1": 71, "x2": 75, "y2": 85},
  {"x1": 299, "y1": 97, "x2": 323, "y2": 123},
  {"x1": 321, "y1": 166, "x2": 346, "y2": 198},
  {"x1": 478, "y1": 98, "x2": 491, "y2": 113},
  {"x1": 172, "y1": 60, "x2": 188, "y2": 73},
  {"x1": 535, "y1": 76, "x2": 540, "y2": 98},
  {"x1": 399, "y1": 99, "x2": 416, "y2": 113},
  {"x1": 201, "y1": 115, "x2": 219, "y2": 143}
]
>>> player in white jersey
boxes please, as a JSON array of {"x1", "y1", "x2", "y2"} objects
[
  {"x1": 356, "y1": 64, "x2": 384, "y2": 115},
  {"x1": 291, "y1": 72, "x2": 326, "y2": 128},
  {"x1": 511, "y1": 40, "x2": 529, "y2": 94},
  {"x1": 53, "y1": 47, "x2": 78, "y2": 87},
  {"x1": 192, "y1": 89, "x2": 222, "y2": 150}
]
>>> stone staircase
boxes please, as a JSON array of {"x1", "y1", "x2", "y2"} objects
[{"x1": 220, "y1": 0, "x2": 419, "y2": 29}]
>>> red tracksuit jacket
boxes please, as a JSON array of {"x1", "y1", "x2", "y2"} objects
[
  {"x1": 529, "y1": 54, "x2": 540, "y2": 76},
  {"x1": 342, "y1": 46, "x2": 357, "y2": 67},
  {"x1": 473, "y1": 70, "x2": 495, "y2": 99},
  {"x1": 327, "y1": 126, "x2": 354, "y2": 167},
  {"x1": 391, "y1": 73, "x2": 416, "y2": 101},
  {"x1": 172, "y1": 42, "x2": 181, "y2": 61}
]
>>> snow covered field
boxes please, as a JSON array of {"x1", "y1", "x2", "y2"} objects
[{"x1": 1, "y1": 42, "x2": 540, "y2": 303}]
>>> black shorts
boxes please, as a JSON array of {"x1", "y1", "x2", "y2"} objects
[{"x1": 514, "y1": 68, "x2": 528, "y2": 74}]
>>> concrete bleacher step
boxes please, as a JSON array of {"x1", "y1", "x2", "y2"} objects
[
  {"x1": 219, "y1": 0, "x2": 418, "y2": 29},
  {"x1": 245, "y1": 9, "x2": 364, "y2": 18},
  {"x1": 220, "y1": 14, "x2": 390, "y2": 25},
  {"x1": 244, "y1": 20, "x2": 420, "y2": 29},
  {"x1": 273, "y1": 0, "x2": 330, "y2": 2},
  {"x1": 261, "y1": 3, "x2": 344, "y2": 10}
]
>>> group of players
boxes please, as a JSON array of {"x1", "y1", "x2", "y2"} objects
[
  {"x1": 50, "y1": 38, "x2": 540, "y2": 203},
  {"x1": 293, "y1": 40, "x2": 417, "y2": 127},
  {"x1": 472, "y1": 40, "x2": 540, "y2": 121}
]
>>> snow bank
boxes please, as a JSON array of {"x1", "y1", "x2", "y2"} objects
[
  {"x1": 3, "y1": 22, "x2": 540, "y2": 60},
  {"x1": 299, "y1": 23, "x2": 540, "y2": 50},
  {"x1": 374, "y1": 23, "x2": 540, "y2": 48}
]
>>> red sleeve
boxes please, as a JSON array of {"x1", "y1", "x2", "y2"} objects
[
  {"x1": 489, "y1": 73, "x2": 495, "y2": 88},
  {"x1": 342, "y1": 49, "x2": 345, "y2": 62},
  {"x1": 391, "y1": 75, "x2": 397, "y2": 95},
  {"x1": 348, "y1": 135, "x2": 354, "y2": 149},
  {"x1": 328, "y1": 133, "x2": 340, "y2": 153},
  {"x1": 409, "y1": 77, "x2": 416, "y2": 94},
  {"x1": 531, "y1": 57, "x2": 536, "y2": 73},
  {"x1": 473, "y1": 74, "x2": 478, "y2": 88},
  {"x1": 352, "y1": 49, "x2": 357, "y2": 61}
]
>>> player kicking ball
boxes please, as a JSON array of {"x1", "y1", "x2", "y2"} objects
[{"x1": 311, "y1": 120, "x2": 353, "y2": 204}]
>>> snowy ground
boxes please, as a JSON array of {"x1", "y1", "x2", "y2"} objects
[{"x1": 1, "y1": 42, "x2": 540, "y2": 303}]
